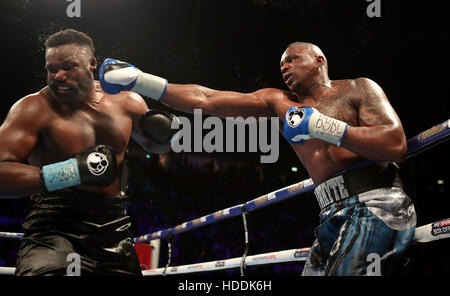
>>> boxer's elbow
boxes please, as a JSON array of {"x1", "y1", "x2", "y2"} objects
[
  {"x1": 389, "y1": 142, "x2": 407, "y2": 163},
  {"x1": 386, "y1": 129, "x2": 407, "y2": 163},
  {"x1": 345, "y1": 125, "x2": 407, "y2": 163}
]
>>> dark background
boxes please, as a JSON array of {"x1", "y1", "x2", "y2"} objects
[{"x1": 0, "y1": 0, "x2": 448, "y2": 275}]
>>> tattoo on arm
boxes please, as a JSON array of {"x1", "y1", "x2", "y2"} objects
[{"x1": 357, "y1": 79, "x2": 393, "y2": 126}]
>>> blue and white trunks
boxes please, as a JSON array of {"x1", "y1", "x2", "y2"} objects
[{"x1": 302, "y1": 162, "x2": 416, "y2": 276}]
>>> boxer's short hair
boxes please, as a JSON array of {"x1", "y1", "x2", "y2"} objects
[{"x1": 45, "y1": 29, "x2": 95, "y2": 56}]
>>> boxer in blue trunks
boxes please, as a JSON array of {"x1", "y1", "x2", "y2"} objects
[
  {"x1": 0, "y1": 29, "x2": 179, "y2": 275},
  {"x1": 99, "y1": 41, "x2": 416, "y2": 275}
]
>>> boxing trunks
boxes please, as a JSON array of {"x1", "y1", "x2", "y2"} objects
[
  {"x1": 15, "y1": 188, "x2": 141, "y2": 276},
  {"x1": 302, "y1": 162, "x2": 416, "y2": 276}
]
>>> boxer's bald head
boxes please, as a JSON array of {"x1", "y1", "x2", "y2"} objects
[
  {"x1": 280, "y1": 42, "x2": 329, "y2": 94},
  {"x1": 284, "y1": 42, "x2": 328, "y2": 71}
]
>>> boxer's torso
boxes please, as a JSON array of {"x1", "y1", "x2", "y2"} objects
[
  {"x1": 27, "y1": 82, "x2": 135, "y2": 196},
  {"x1": 266, "y1": 79, "x2": 366, "y2": 184}
]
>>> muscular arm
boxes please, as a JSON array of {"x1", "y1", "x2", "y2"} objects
[
  {"x1": 161, "y1": 84, "x2": 276, "y2": 118},
  {"x1": 0, "y1": 96, "x2": 46, "y2": 198},
  {"x1": 341, "y1": 78, "x2": 407, "y2": 162}
]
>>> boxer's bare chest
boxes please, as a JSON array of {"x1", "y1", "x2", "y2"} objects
[
  {"x1": 270, "y1": 79, "x2": 364, "y2": 183},
  {"x1": 29, "y1": 95, "x2": 132, "y2": 166},
  {"x1": 273, "y1": 80, "x2": 361, "y2": 126}
]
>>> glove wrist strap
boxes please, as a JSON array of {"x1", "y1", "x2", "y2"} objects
[
  {"x1": 131, "y1": 70, "x2": 168, "y2": 100},
  {"x1": 41, "y1": 158, "x2": 81, "y2": 192},
  {"x1": 309, "y1": 112, "x2": 348, "y2": 147}
]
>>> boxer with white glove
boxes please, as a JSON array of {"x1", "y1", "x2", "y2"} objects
[
  {"x1": 100, "y1": 58, "x2": 167, "y2": 100},
  {"x1": 95, "y1": 42, "x2": 413, "y2": 277},
  {"x1": 283, "y1": 106, "x2": 348, "y2": 146}
]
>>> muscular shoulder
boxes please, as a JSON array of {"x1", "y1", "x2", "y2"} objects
[
  {"x1": 332, "y1": 77, "x2": 378, "y2": 90},
  {"x1": 6, "y1": 92, "x2": 52, "y2": 129},
  {"x1": 354, "y1": 77, "x2": 380, "y2": 87},
  {"x1": 333, "y1": 77, "x2": 385, "y2": 105},
  {"x1": 353, "y1": 77, "x2": 387, "y2": 104},
  {"x1": 118, "y1": 91, "x2": 148, "y2": 117},
  {"x1": 353, "y1": 77, "x2": 385, "y2": 95},
  {"x1": 253, "y1": 88, "x2": 295, "y2": 105},
  {"x1": 10, "y1": 92, "x2": 46, "y2": 113}
]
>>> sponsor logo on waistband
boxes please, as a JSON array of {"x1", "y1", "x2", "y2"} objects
[
  {"x1": 431, "y1": 218, "x2": 450, "y2": 236},
  {"x1": 314, "y1": 175, "x2": 350, "y2": 209}
]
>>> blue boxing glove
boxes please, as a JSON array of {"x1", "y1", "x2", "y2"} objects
[
  {"x1": 99, "y1": 58, "x2": 168, "y2": 100},
  {"x1": 283, "y1": 106, "x2": 348, "y2": 146}
]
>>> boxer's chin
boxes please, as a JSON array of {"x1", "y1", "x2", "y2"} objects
[
  {"x1": 51, "y1": 86, "x2": 89, "y2": 109},
  {"x1": 50, "y1": 85, "x2": 75, "y2": 97}
]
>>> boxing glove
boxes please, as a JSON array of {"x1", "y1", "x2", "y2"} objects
[
  {"x1": 283, "y1": 106, "x2": 348, "y2": 146},
  {"x1": 41, "y1": 145, "x2": 117, "y2": 192},
  {"x1": 99, "y1": 58, "x2": 167, "y2": 100},
  {"x1": 140, "y1": 109, "x2": 181, "y2": 145}
]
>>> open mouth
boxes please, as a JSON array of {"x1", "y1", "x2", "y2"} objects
[
  {"x1": 51, "y1": 84, "x2": 73, "y2": 95},
  {"x1": 284, "y1": 73, "x2": 293, "y2": 84},
  {"x1": 57, "y1": 86, "x2": 70, "y2": 92}
]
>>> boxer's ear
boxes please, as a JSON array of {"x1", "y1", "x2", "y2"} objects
[
  {"x1": 89, "y1": 57, "x2": 97, "y2": 71},
  {"x1": 315, "y1": 56, "x2": 325, "y2": 68}
]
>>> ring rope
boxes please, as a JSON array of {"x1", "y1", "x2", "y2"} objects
[
  {"x1": 142, "y1": 247, "x2": 311, "y2": 276},
  {"x1": 0, "y1": 232, "x2": 23, "y2": 240},
  {"x1": 0, "y1": 267, "x2": 14, "y2": 276}
]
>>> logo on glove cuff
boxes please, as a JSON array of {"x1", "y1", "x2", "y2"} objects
[
  {"x1": 286, "y1": 107, "x2": 305, "y2": 128},
  {"x1": 87, "y1": 152, "x2": 109, "y2": 176}
]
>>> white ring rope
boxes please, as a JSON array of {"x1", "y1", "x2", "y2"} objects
[
  {"x1": 142, "y1": 248, "x2": 310, "y2": 276},
  {"x1": 0, "y1": 232, "x2": 23, "y2": 240}
]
